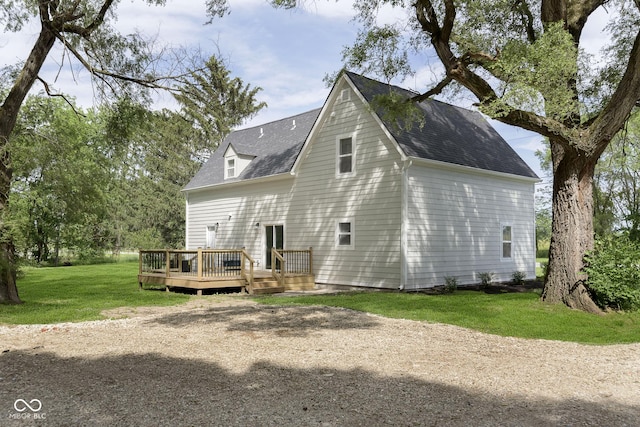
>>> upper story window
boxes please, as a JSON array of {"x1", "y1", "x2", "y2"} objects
[
  {"x1": 336, "y1": 134, "x2": 356, "y2": 177},
  {"x1": 339, "y1": 88, "x2": 351, "y2": 103},
  {"x1": 226, "y1": 157, "x2": 236, "y2": 179},
  {"x1": 502, "y1": 224, "x2": 512, "y2": 259}
]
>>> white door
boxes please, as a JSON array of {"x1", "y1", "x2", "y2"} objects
[
  {"x1": 265, "y1": 225, "x2": 284, "y2": 269},
  {"x1": 206, "y1": 225, "x2": 217, "y2": 248}
]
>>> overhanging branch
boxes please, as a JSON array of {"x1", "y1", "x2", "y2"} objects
[
  {"x1": 53, "y1": 32, "x2": 178, "y2": 93},
  {"x1": 36, "y1": 76, "x2": 86, "y2": 116},
  {"x1": 409, "y1": 76, "x2": 452, "y2": 103}
]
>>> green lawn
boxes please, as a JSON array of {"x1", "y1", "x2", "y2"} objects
[
  {"x1": 257, "y1": 291, "x2": 640, "y2": 345},
  {"x1": 0, "y1": 262, "x2": 189, "y2": 325},
  {"x1": 3, "y1": 263, "x2": 639, "y2": 345}
]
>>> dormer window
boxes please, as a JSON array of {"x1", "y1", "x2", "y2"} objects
[
  {"x1": 226, "y1": 157, "x2": 236, "y2": 179},
  {"x1": 223, "y1": 144, "x2": 254, "y2": 180}
]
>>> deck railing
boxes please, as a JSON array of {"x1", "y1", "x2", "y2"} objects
[
  {"x1": 139, "y1": 249, "x2": 254, "y2": 282},
  {"x1": 139, "y1": 247, "x2": 312, "y2": 293},
  {"x1": 272, "y1": 247, "x2": 313, "y2": 276}
]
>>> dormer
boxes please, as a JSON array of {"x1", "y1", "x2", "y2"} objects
[{"x1": 223, "y1": 144, "x2": 254, "y2": 180}]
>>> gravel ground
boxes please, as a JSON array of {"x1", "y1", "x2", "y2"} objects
[{"x1": 1, "y1": 297, "x2": 639, "y2": 426}]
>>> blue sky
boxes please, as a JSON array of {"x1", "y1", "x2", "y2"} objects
[{"x1": 1, "y1": 0, "x2": 614, "y2": 181}]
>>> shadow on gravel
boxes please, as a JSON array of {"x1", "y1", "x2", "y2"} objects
[
  {"x1": 2, "y1": 349, "x2": 637, "y2": 426},
  {"x1": 147, "y1": 304, "x2": 380, "y2": 336}
]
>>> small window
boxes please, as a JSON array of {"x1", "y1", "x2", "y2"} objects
[
  {"x1": 336, "y1": 220, "x2": 354, "y2": 248},
  {"x1": 340, "y1": 88, "x2": 351, "y2": 102},
  {"x1": 226, "y1": 158, "x2": 236, "y2": 179},
  {"x1": 336, "y1": 135, "x2": 355, "y2": 177},
  {"x1": 502, "y1": 225, "x2": 512, "y2": 259}
]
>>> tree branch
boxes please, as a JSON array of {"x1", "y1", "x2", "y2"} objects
[
  {"x1": 36, "y1": 76, "x2": 86, "y2": 117},
  {"x1": 53, "y1": 33, "x2": 177, "y2": 93},
  {"x1": 409, "y1": 76, "x2": 452, "y2": 103},
  {"x1": 512, "y1": 0, "x2": 537, "y2": 43},
  {"x1": 589, "y1": 27, "x2": 640, "y2": 154}
]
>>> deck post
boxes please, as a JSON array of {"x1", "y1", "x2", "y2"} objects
[
  {"x1": 138, "y1": 250, "x2": 143, "y2": 290},
  {"x1": 197, "y1": 249, "x2": 203, "y2": 280},
  {"x1": 165, "y1": 250, "x2": 170, "y2": 278},
  {"x1": 309, "y1": 247, "x2": 313, "y2": 275}
]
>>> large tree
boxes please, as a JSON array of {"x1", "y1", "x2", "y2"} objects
[
  {"x1": 0, "y1": 0, "x2": 180, "y2": 303},
  {"x1": 323, "y1": 0, "x2": 640, "y2": 313},
  {"x1": 0, "y1": 1, "x2": 256, "y2": 303}
]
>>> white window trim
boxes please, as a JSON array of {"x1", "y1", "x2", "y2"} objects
[
  {"x1": 335, "y1": 133, "x2": 356, "y2": 178},
  {"x1": 501, "y1": 223, "x2": 513, "y2": 260},
  {"x1": 335, "y1": 218, "x2": 355, "y2": 249},
  {"x1": 225, "y1": 156, "x2": 236, "y2": 179},
  {"x1": 339, "y1": 88, "x2": 351, "y2": 103}
]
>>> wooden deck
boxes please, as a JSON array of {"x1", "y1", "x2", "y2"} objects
[{"x1": 138, "y1": 248, "x2": 315, "y2": 295}]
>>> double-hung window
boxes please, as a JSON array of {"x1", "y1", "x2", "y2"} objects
[
  {"x1": 336, "y1": 219, "x2": 354, "y2": 249},
  {"x1": 337, "y1": 134, "x2": 355, "y2": 177},
  {"x1": 226, "y1": 158, "x2": 236, "y2": 179},
  {"x1": 501, "y1": 224, "x2": 512, "y2": 259}
]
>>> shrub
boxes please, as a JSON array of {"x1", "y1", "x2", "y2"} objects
[
  {"x1": 443, "y1": 276, "x2": 458, "y2": 293},
  {"x1": 584, "y1": 235, "x2": 640, "y2": 311},
  {"x1": 478, "y1": 272, "x2": 494, "y2": 289},
  {"x1": 512, "y1": 271, "x2": 526, "y2": 285}
]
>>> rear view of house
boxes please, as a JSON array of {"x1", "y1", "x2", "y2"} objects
[{"x1": 182, "y1": 71, "x2": 539, "y2": 290}]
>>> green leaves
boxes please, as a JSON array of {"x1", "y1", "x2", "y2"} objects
[
  {"x1": 173, "y1": 55, "x2": 266, "y2": 150},
  {"x1": 484, "y1": 22, "x2": 579, "y2": 120},
  {"x1": 584, "y1": 234, "x2": 640, "y2": 311},
  {"x1": 340, "y1": 24, "x2": 412, "y2": 84}
]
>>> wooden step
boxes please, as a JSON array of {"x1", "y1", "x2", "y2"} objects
[{"x1": 250, "y1": 277, "x2": 284, "y2": 294}]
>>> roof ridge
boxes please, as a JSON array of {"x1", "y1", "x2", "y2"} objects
[{"x1": 344, "y1": 70, "x2": 420, "y2": 97}]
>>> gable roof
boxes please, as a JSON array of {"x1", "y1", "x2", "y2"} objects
[
  {"x1": 183, "y1": 72, "x2": 537, "y2": 192},
  {"x1": 343, "y1": 71, "x2": 539, "y2": 179},
  {"x1": 183, "y1": 108, "x2": 321, "y2": 191}
]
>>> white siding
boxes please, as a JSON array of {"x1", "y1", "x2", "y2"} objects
[
  {"x1": 184, "y1": 79, "x2": 537, "y2": 290},
  {"x1": 404, "y1": 163, "x2": 536, "y2": 289},
  {"x1": 287, "y1": 81, "x2": 404, "y2": 288},
  {"x1": 186, "y1": 80, "x2": 404, "y2": 288},
  {"x1": 185, "y1": 178, "x2": 295, "y2": 268}
]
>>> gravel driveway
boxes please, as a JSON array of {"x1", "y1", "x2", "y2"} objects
[{"x1": 1, "y1": 297, "x2": 639, "y2": 426}]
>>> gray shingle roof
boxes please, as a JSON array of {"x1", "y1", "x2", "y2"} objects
[
  {"x1": 183, "y1": 108, "x2": 321, "y2": 191},
  {"x1": 344, "y1": 71, "x2": 539, "y2": 179},
  {"x1": 183, "y1": 71, "x2": 537, "y2": 192}
]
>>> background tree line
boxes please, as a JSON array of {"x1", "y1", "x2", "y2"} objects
[{"x1": 5, "y1": 56, "x2": 264, "y2": 265}]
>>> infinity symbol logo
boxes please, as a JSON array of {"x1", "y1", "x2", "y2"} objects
[{"x1": 14, "y1": 399, "x2": 42, "y2": 412}]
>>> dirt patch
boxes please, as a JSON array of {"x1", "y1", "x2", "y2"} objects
[{"x1": 1, "y1": 296, "x2": 639, "y2": 426}]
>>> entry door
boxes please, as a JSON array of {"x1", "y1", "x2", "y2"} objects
[
  {"x1": 206, "y1": 225, "x2": 217, "y2": 248},
  {"x1": 265, "y1": 225, "x2": 284, "y2": 269}
]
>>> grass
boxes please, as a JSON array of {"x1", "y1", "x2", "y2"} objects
[
  {"x1": 257, "y1": 290, "x2": 640, "y2": 345},
  {"x1": 3, "y1": 263, "x2": 639, "y2": 345},
  {"x1": 0, "y1": 262, "x2": 189, "y2": 325}
]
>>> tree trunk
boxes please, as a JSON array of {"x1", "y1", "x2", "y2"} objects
[
  {"x1": 0, "y1": 23, "x2": 57, "y2": 303},
  {"x1": 541, "y1": 140, "x2": 603, "y2": 314}
]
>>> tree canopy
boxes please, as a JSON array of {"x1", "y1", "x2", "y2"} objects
[{"x1": 0, "y1": 1, "x2": 265, "y2": 303}]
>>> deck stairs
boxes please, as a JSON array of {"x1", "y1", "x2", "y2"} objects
[{"x1": 250, "y1": 271, "x2": 285, "y2": 295}]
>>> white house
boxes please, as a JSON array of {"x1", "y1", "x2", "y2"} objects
[{"x1": 182, "y1": 71, "x2": 539, "y2": 290}]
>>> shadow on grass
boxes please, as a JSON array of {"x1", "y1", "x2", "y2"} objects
[
  {"x1": 1, "y1": 349, "x2": 637, "y2": 426},
  {"x1": 147, "y1": 304, "x2": 380, "y2": 337}
]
